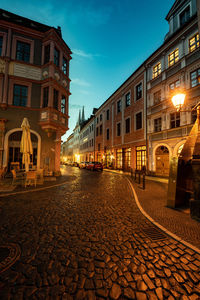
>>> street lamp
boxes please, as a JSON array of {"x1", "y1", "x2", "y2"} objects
[{"x1": 168, "y1": 91, "x2": 200, "y2": 220}]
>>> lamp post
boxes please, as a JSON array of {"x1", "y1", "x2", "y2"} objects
[{"x1": 170, "y1": 91, "x2": 200, "y2": 220}]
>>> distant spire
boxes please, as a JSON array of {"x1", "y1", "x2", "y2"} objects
[
  {"x1": 77, "y1": 110, "x2": 81, "y2": 125},
  {"x1": 82, "y1": 106, "x2": 85, "y2": 123}
]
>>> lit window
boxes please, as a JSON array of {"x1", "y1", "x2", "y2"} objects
[
  {"x1": 189, "y1": 33, "x2": 200, "y2": 53},
  {"x1": 153, "y1": 62, "x2": 161, "y2": 79},
  {"x1": 125, "y1": 92, "x2": 131, "y2": 107},
  {"x1": 16, "y1": 41, "x2": 30, "y2": 62},
  {"x1": 154, "y1": 117, "x2": 162, "y2": 132},
  {"x1": 136, "y1": 146, "x2": 146, "y2": 171},
  {"x1": 54, "y1": 47, "x2": 60, "y2": 67},
  {"x1": 62, "y1": 57, "x2": 68, "y2": 74},
  {"x1": 190, "y1": 68, "x2": 200, "y2": 88},
  {"x1": 117, "y1": 100, "x2": 121, "y2": 113},
  {"x1": 168, "y1": 49, "x2": 179, "y2": 67},
  {"x1": 153, "y1": 90, "x2": 161, "y2": 105},
  {"x1": 61, "y1": 95, "x2": 66, "y2": 113},
  {"x1": 13, "y1": 84, "x2": 28, "y2": 107},
  {"x1": 169, "y1": 80, "x2": 180, "y2": 90}
]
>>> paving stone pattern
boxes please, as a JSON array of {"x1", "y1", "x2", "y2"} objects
[{"x1": 0, "y1": 167, "x2": 199, "y2": 299}]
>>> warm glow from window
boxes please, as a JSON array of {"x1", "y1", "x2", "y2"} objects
[
  {"x1": 172, "y1": 93, "x2": 186, "y2": 111},
  {"x1": 189, "y1": 33, "x2": 199, "y2": 53},
  {"x1": 168, "y1": 49, "x2": 179, "y2": 67},
  {"x1": 153, "y1": 62, "x2": 161, "y2": 79}
]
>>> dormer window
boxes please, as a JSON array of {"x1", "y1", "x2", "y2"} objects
[
  {"x1": 153, "y1": 62, "x2": 161, "y2": 79},
  {"x1": 180, "y1": 6, "x2": 190, "y2": 27}
]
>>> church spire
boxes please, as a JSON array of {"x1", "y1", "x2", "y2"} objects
[{"x1": 82, "y1": 106, "x2": 85, "y2": 123}]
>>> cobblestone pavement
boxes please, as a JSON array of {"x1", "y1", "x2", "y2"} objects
[
  {"x1": 130, "y1": 178, "x2": 200, "y2": 250},
  {"x1": 0, "y1": 166, "x2": 200, "y2": 300}
]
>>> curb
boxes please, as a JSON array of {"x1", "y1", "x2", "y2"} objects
[
  {"x1": 0, "y1": 180, "x2": 70, "y2": 198},
  {"x1": 126, "y1": 177, "x2": 200, "y2": 254}
]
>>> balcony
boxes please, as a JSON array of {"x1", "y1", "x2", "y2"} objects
[{"x1": 38, "y1": 107, "x2": 68, "y2": 137}]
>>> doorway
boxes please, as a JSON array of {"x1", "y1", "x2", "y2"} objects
[{"x1": 155, "y1": 145, "x2": 169, "y2": 176}]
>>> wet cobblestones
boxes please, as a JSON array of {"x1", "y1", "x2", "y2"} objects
[{"x1": 0, "y1": 167, "x2": 199, "y2": 299}]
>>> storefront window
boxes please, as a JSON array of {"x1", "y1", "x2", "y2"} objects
[{"x1": 136, "y1": 146, "x2": 146, "y2": 170}]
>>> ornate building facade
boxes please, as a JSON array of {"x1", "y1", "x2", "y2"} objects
[{"x1": 0, "y1": 9, "x2": 71, "y2": 174}]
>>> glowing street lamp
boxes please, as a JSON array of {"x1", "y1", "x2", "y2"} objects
[{"x1": 171, "y1": 93, "x2": 186, "y2": 111}]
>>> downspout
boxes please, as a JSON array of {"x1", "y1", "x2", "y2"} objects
[{"x1": 144, "y1": 65, "x2": 149, "y2": 174}]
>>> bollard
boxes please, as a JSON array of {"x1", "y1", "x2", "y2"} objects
[
  {"x1": 138, "y1": 172, "x2": 141, "y2": 184},
  {"x1": 131, "y1": 168, "x2": 133, "y2": 179},
  {"x1": 134, "y1": 171, "x2": 136, "y2": 182},
  {"x1": 143, "y1": 174, "x2": 145, "y2": 190}
]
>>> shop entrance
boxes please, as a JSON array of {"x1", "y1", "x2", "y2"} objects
[{"x1": 155, "y1": 146, "x2": 169, "y2": 176}]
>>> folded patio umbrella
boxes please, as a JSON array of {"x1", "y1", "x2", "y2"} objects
[{"x1": 20, "y1": 118, "x2": 33, "y2": 172}]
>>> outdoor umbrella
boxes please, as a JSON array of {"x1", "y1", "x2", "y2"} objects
[{"x1": 20, "y1": 118, "x2": 33, "y2": 172}]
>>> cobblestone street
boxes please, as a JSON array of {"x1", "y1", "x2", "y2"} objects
[{"x1": 0, "y1": 166, "x2": 200, "y2": 299}]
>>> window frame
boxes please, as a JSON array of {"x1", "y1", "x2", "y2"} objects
[
  {"x1": 0, "y1": 32, "x2": 7, "y2": 57},
  {"x1": 170, "y1": 112, "x2": 180, "y2": 129},
  {"x1": 153, "y1": 90, "x2": 161, "y2": 105},
  {"x1": 106, "y1": 128, "x2": 110, "y2": 140},
  {"x1": 135, "y1": 83, "x2": 142, "y2": 101},
  {"x1": 169, "y1": 79, "x2": 180, "y2": 90},
  {"x1": 43, "y1": 86, "x2": 49, "y2": 108},
  {"x1": 152, "y1": 62, "x2": 161, "y2": 79},
  {"x1": 168, "y1": 48, "x2": 179, "y2": 67},
  {"x1": 13, "y1": 84, "x2": 28, "y2": 107},
  {"x1": 62, "y1": 56, "x2": 68, "y2": 74},
  {"x1": 190, "y1": 68, "x2": 200, "y2": 88},
  {"x1": 125, "y1": 92, "x2": 131, "y2": 107},
  {"x1": 179, "y1": 5, "x2": 190, "y2": 27},
  {"x1": 54, "y1": 47, "x2": 60, "y2": 67},
  {"x1": 12, "y1": 35, "x2": 34, "y2": 64},
  {"x1": 189, "y1": 33, "x2": 200, "y2": 53},
  {"x1": 106, "y1": 109, "x2": 110, "y2": 120},
  {"x1": 135, "y1": 111, "x2": 143, "y2": 131},
  {"x1": 44, "y1": 44, "x2": 50, "y2": 65},
  {"x1": 53, "y1": 89, "x2": 59, "y2": 110},
  {"x1": 117, "y1": 122, "x2": 121, "y2": 137},
  {"x1": 125, "y1": 117, "x2": 131, "y2": 134},
  {"x1": 61, "y1": 95, "x2": 66, "y2": 114},
  {"x1": 117, "y1": 99, "x2": 122, "y2": 113},
  {"x1": 154, "y1": 117, "x2": 162, "y2": 132}
]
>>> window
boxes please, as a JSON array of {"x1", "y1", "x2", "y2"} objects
[
  {"x1": 96, "y1": 117, "x2": 99, "y2": 124},
  {"x1": 13, "y1": 84, "x2": 28, "y2": 106},
  {"x1": 0, "y1": 36, "x2": 3, "y2": 56},
  {"x1": 168, "y1": 49, "x2": 179, "y2": 67},
  {"x1": 170, "y1": 112, "x2": 180, "y2": 128},
  {"x1": 107, "y1": 128, "x2": 109, "y2": 140},
  {"x1": 125, "y1": 118, "x2": 130, "y2": 134},
  {"x1": 117, "y1": 100, "x2": 121, "y2": 113},
  {"x1": 136, "y1": 146, "x2": 146, "y2": 171},
  {"x1": 98, "y1": 143, "x2": 101, "y2": 151},
  {"x1": 153, "y1": 62, "x2": 161, "y2": 79},
  {"x1": 53, "y1": 89, "x2": 59, "y2": 110},
  {"x1": 125, "y1": 92, "x2": 131, "y2": 107},
  {"x1": 61, "y1": 95, "x2": 66, "y2": 114},
  {"x1": 189, "y1": 33, "x2": 200, "y2": 53},
  {"x1": 62, "y1": 57, "x2": 68, "y2": 74},
  {"x1": 154, "y1": 117, "x2": 162, "y2": 132},
  {"x1": 117, "y1": 123, "x2": 121, "y2": 136},
  {"x1": 136, "y1": 112, "x2": 142, "y2": 130},
  {"x1": 180, "y1": 6, "x2": 190, "y2": 27},
  {"x1": 169, "y1": 79, "x2": 180, "y2": 90},
  {"x1": 54, "y1": 47, "x2": 60, "y2": 67},
  {"x1": 153, "y1": 90, "x2": 161, "y2": 104},
  {"x1": 96, "y1": 127, "x2": 99, "y2": 136},
  {"x1": 100, "y1": 124, "x2": 102, "y2": 135},
  {"x1": 44, "y1": 44, "x2": 50, "y2": 64},
  {"x1": 100, "y1": 114, "x2": 102, "y2": 121},
  {"x1": 43, "y1": 87, "x2": 49, "y2": 108},
  {"x1": 92, "y1": 124, "x2": 94, "y2": 131},
  {"x1": 190, "y1": 68, "x2": 200, "y2": 88},
  {"x1": 16, "y1": 41, "x2": 30, "y2": 62},
  {"x1": 106, "y1": 109, "x2": 110, "y2": 120},
  {"x1": 136, "y1": 83, "x2": 142, "y2": 101},
  {"x1": 191, "y1": 108, "x2": 197, "y2": 124}
]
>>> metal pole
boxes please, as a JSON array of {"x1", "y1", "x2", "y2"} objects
[
  {"x1": 143, "y1": 174, "x2": 145, "y2": 190},
  {"x1": 139, "y1": 172, "x2": 141, "y2": 184}
]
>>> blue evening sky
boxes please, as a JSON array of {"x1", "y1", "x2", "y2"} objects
[{"x1": 1, "y1": 0, "x2": 175, "y2": 140}]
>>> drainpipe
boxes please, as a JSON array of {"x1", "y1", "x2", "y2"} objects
[{"x1": 144, "y1": 65, "x2": 149, "y2": 174}]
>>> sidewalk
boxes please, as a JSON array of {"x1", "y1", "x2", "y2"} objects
[{"x1": 104, "y1": 169, "x2": 200, "y2": 250}]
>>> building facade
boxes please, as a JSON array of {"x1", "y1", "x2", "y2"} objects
[
  {"x1": 146, "y1": 0, "x2": 200, "y2": 176},
  {"x1": 0, "y1": 9, "x2": 71, "y2": 174},
  {"x1": 79, "y1": 115, "x2": 95, "y2": 162}
]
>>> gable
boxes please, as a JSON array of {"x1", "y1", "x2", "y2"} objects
[{"x1": 166, "y1": 0, "x2": 188, "y2": 20}]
